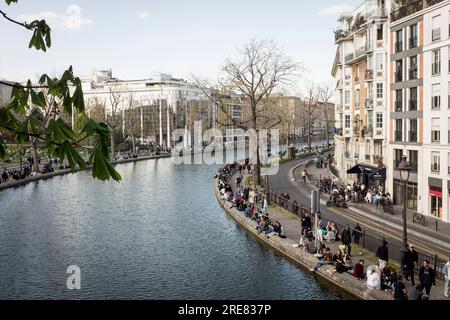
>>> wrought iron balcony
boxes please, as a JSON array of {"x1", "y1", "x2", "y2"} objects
[
  {"x1": 409, "y1": 131, "x2": 418, "y2": 143},
  {"x1": 391, "y1": 0, "x2": 444, "y2": 23}
]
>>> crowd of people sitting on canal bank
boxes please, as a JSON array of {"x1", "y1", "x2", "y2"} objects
[
  {"x1": 216, "y1": 161, "x2": 450, "y2": 300},
  {"x1": 319, "y1": 176, "x2": 394, "y2": 214}
]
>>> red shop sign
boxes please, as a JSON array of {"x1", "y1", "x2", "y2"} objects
[{"x1": 429, "y1": 187, "x2": 442, "y2": 198}]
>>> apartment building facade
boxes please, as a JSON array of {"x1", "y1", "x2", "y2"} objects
[
  {"x1": 387, "y1": 0, "x2": 450, "y2": 222},
  {"x1": 332, "y1": 0, "x2": 390, "y2": 189}
]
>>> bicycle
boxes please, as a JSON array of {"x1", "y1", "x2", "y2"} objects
[{"x1": 412, "y1": 212, "x2": 428, "y2": 227}]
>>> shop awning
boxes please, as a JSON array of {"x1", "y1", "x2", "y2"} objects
[
  {"x1": 347, "y1": 165, "x2": 362, "y2": 174},
  {"x1": 347, "y1": 165, "x2": 386, "y2": 181}
]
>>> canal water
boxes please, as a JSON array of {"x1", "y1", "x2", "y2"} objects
[{"x1": 0, "y1": 150, "x2": 351, "y2": 299}]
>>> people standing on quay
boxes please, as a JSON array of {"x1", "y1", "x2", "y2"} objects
[
  {"x1": 301, "y1": 212, "x2": 311, "y2": 236},
  {"x1": 403, "y1": 244, "x2": 418, "y2": 286},
  {"x1": 341, "y1": 225, "x2": 352, "y2": 257},
  {"x1": 418, "y1": 260, "x2": 436, "y2": 296},
  {"x1": 376, "y1": 240, "x2": 389, "y2": 270},
  {"x1": 444, "y1": 257, "x2": 450, "y2": 298}
]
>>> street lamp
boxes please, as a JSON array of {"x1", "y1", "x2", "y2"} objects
[{"x1": 397, "y1": 155, "x2": 411, "y2": 274}]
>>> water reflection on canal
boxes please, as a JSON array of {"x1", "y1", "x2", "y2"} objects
[{"x1": 0, "y1": 149, "x2": 352, "y2": 299}]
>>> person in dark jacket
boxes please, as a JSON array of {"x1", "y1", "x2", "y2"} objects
[
  {"x1": 376, "y1": 240, "x2": 389, "y2": 270},
  {"x1": 301, "y1": 213, "x2": 312, "y2": 236},
  {"x1": 403, "y1": 244, "x2": 419, "y2": 286},
  {"x1": 418, "y1": 260, "x2": 436, "y2": 296},
  {"x1": 393, "y1": 275, "x2": 408, "y2": 300},
  {"x1": 341, "y1": 225, "x2": 352, "y2": 256}
]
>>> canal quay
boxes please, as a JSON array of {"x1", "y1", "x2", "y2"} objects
[{"x1": 0, "y1": 148, "x2": 352, "y2": 300}]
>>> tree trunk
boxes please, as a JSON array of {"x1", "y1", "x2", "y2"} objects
[
  {"x1": 31, "y1": 138, "x2": 40, "y2": 173},
  {"x1": 131, "y1": 133, "x2": 136, "y2": 155},
  {"x1": 325, "y1": 118, "x2": 330, "y2": 147},
  {"x1": 307, "y1": 121, "x2": 312, "y2": 152},
  {"x1": 110, "y1": 131, "x2": 115, "y2": 160}
]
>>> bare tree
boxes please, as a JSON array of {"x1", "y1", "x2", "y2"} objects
[
  {"x1": 88, "y1": 89, "x2": 123, "y2": 159},
  {"x1": 123, "y1": 94, "x2": 141, "y2": 155},
  {"x1": 318, "y1": 85, "x2": 334, "y2": 147},
  {"x1": 194, "y1": 39, "x2": 301, "y2": 185},
  {"x1": 301, "y1": 84, "x2": 320, "y2": 152}
]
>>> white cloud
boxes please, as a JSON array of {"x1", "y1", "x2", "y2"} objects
[
  {"x1": 319, "y1": 4, "x2": 354, "y2": 16},
  {"x1": 137, "y1": 11, "x2": 151, "y2": 20},
  {"x1": 17, "y1": 5, "x2": 93, "y2": 31}
]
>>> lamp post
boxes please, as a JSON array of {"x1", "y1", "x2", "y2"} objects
[{"x1": 397, "y1": 155, "x2": 411, "y2": 274}]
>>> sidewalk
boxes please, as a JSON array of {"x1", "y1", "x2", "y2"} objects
[
  {"x1": 303, "y1": 162, "x2": 450, "y2": 246},
  {"x1": 228, "y1": 171, "x2": 448, "y2": 300}
]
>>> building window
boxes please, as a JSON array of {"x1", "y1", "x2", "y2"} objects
[
  {"x1": 432, "y1": 49, "x2": 441, "y2": 76},
  {"x1": 367, "y1": 82, "x2": 373, "y2": 100},
  {"x1": 377, "y1": 24, "x2": 383, "y2": 41},
  {"x1": 395, "y1": 90, "x2": 403, "y2": 112},
  {"x1": 395, "y1": 60, "x2": 403, "y2": 82},
  {"x1": 409, "y1": 55, "x2": 418, "y2": 80},
  {"x1": 408, "y1": 150, "x2": 418, "y2": 172},
  {"x1": 432, "y1": 15, "x2": 441, "y2": 42},
  {"x1": 431, "y1": 118, "x2": 440, "y2": 143},
  {"x1": 376, "y1": 83, "x2": 383, "y2": 99},
  {"x1": 432, "y1": 84, "x2": 441, "y2": 109},
  {"x1": 431, "y1": 152, "x2": 440, "y2": 173},
  {"x1": 376, "y1": 53, "x2": 384, "y2": 70},
  {"x1": 448, "y1": 153, "x2": 450, "y2": 174},
  {"x1": 395, "y1": 119, "x2": 403, "y2": 142},
  {"x1": 376, "y1": 113, "x2": 383, "y2": 129},
  {"x1": 345, "y1": 115, "x2": 351, "y2": 128},
  {"x1": 409, "y1": 24, "x2": 418, "y2": 49},
  {"x1": 409, "y1": 119, "x2": 417, "y2": 143},
  {"x1": 344, "y1": 90, "x2": 350, "y2": 105},
  {"x1": 396, "y1": 29, "x2": 403, "y2": 53},
  {"x1": 409, "y1": 87, "x2": 418, "y2": 111}
]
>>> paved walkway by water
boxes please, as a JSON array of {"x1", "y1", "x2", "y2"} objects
[
  {"x1": 0, "y1": 153, "x2": 171, "y2": 191},
  {"x1": 262, "y1": 157, "x2": 450, "y2": 300},
  {"x1": 303, "y1": 162, "x2": 450, "y2": 251}
]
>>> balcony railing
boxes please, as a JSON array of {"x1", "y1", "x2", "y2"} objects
[
  {"x1": 345, "y1": 53, "x2": 355, "y2": 63},
  {"x1": 394, "y1": 131, "x2": 403, "y2": 142},
  {"x1": 409, "y1": 131, "x2": 418, "y2": 142},
  {"x1": 394, "y1": 160, "x2": 418, "y2": 173},
  {"x1": 365, "y1": 99, "x2": 373, "y2": 109},
  {"x1": 334, "y1": 29, "x2": 349, "y2": 42},
  {"x1": 409, "y1": 69, "x2": 418, "y2": 80},
  {"x1": 365, "y1": 69, "x2": 374, "y2": 81},
  {"x1": 431, "y1": 163, "x2": 440, "y2": 173},
  {"x1": 409, "y1": 37, "x2": 418, "y2": 49},
  {"x1": 373, "y1": 155, "x2": 383, "y2": 165},
  {"x1": 432, "y1": 62, "x2": 441, "y2": 76},
  {"x1": 395, "y1": 101, "x2": 403, "y2": 112},
  {"x1": 409, "y1": 99, "x2": 418, "y2": 111},
  {"x1": 395, "y1": 71, "x2": 403, "y2": 82},
  {"x1": 391, "y1": 0, "x2": 444, "y2": 23}
]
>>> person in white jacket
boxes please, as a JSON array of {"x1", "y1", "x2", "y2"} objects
[
  {"x1": 367, "y1": 266, "x2": 381, "y2": 290},
  {"x1": 444, "y1": 257, "x2": 450, "y2": 298}
]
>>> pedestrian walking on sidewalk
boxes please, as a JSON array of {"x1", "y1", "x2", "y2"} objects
[
  {"x1": 444, "y1": 257, "x2": 450, "y2": 297},
  {"x1": 418, "y1": 260, "x2": 436, "y2": 296},
  {"x1": 301, "y1": 169, "x2": 307, "y2": 184},
  {"x1": 376, "y1": 240, "x2": 389, "y2": 270},
  {"x1": 403, "y1": 244, "x2": 418, "y2": 286}
]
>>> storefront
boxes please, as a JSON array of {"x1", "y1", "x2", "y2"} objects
[
  {"x1": 347, "y1": 164, "x2": 386, "y2": 189},
  {"x1": 393, "y1": 179, "x2": 418, "y2": 211},
  {"x1": 429, "y1": 186, "x2": 443, "y2": 220}
]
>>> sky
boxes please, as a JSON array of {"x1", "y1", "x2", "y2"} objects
[{"x1": 0, "y1": 0, "x2": 362, "y2": 91}]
